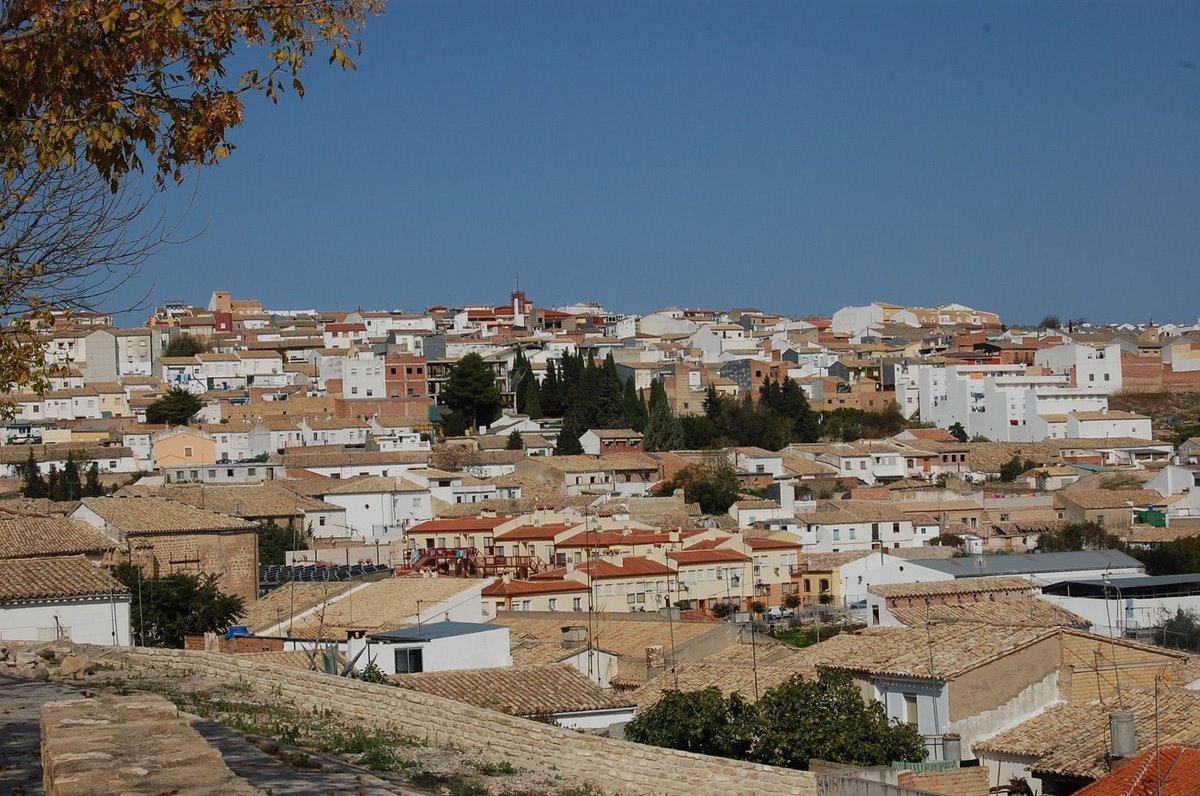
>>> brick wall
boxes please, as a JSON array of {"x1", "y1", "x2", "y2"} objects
[
  {"x1": 183, "y1": 633, "x2": 284, "y2": 653},
  {"x1": 121, "y1": 646, "x2": 820, "y2": 796},
  {"x1": 897, "y1": 767, "x2": 989, "y2": 796}
]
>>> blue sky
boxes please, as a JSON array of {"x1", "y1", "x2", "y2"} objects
[{"x1": 129, "y1": 1, "x2": 1200, "y2": 325}]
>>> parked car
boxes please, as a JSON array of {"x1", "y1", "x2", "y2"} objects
[
  {"x1": 766, "y1": 606, "x2": 794, "y2": 620},
  {"x1": 848, "y1": 599, "x2": 868, "y2": 610}
]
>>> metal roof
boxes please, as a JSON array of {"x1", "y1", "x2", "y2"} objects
[
  {"x1": 369, "y1": 621, "x2": 503, "y2": 643},
  {"x1": 915, "y1": 549, "x2": 1144, "y2": 578}
]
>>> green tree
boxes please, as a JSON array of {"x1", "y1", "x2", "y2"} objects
[
  {"x1": 47, "y1": 464, "x2": 62, "y2": 501},
  {"x1": 505, "y1": 429, "x2": 524, "y2": 450},
  {"x1": 643, "y1": 398, "x2": 684, "y2": 452},
  {"x1": 20, "y1": 449, "x2": 47, "y2": 498},
  {"x1": 998, "y1": 455, "x2": 1037, "y2": 482},
  {"x1": 441, "y1": 353, "x2": 503, "y2": 430},
  {"x1": 948, "y1": 422, "x2": 968, "y2": 443},
  {"x1": 622, "y1": 377, "x2": 648, "y2": 433},
  {"x1": 657, "y1": 463, "x2": 741, "y2": 515},
  {"x1": 83, "y1": 461, "x2": 104, "y2": 497},
  {"x1": 625, "y1": 688, "x2": 758, "y2": 759},
  {"x1": 112, "y1": 562, "x2": 244, "y2": 648},
  {"x1": 780, "y1": 377, "x2": 819, "y2": 443},
  {"x1": 540, "y1": 360, "x2": 563, "y2": 417},
  {"x1": 524, "y1": 378, "x2": 544, "y2": 419},
  {"x1": 555, "y1": 417, "x2": 584, "y2": 456},
  {"x1": 1039, "y1": 315, "x2": 1062, "y2": 330},
  {"x1": 749, "y1": 600, "x2": 767, "y2": 617},
  {"x1": 783, "y1": 593, "x2": 801, "y2": 611},
  {"x1": 438, "y1": 410, "x2": 467, "y2": 438},
  {"x1": 1036, "y1": 522, "x2": 1125, "y2": 553},
  {"x1": 163, "y1": 334, "x2": 207, "y2": 358},
  {"x1": 146, "y1": 386, "x2": 203, "y2": 425},
  {"x1": 62, "y1": 452, "x2": 82, "y2": 500},
  {"x1": 592, "y1": 353, "x2": 626, "y2": 429},
  {"x1": 256, "y1": 521, "x2": 307, "y2": 566},
  {"x1": 1131, "y1": 537, "x2": 1200, "y2": 576},
  {"x1": 1154, "y1": 608, "x2": 1200, "y2": 652},
  {"x1": 752, "y1": 671, "x2": 927, "y2": 769}
]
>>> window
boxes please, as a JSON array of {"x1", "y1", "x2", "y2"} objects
[
  {"x1": 319, "y1": 516, "x2": 326, "y2": 526},
  {"x1": 548, "y1": 598, "x2": 558, "y2": 611},
  {"x1": 903, "y1": 694, "x2": 918, "y2": 725},
  {"x1": 573, "y1": 597, "x2": 582, "y2": 611},
  {"x1": 394, "y1": 648, "x2": 423, "y2": 673},
  {"x1": 1097, "y1": 514, "x2": 1105, "y2": 526},
  {"x1": 208, "y1": 469, "x2": 216, "y2": 478},
  {"x1": 184, "y1": 446, "x2": 193, "y2": 457}
]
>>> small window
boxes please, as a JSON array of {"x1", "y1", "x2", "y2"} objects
[
  {"x1": 903, "y1": 694, "x2": 918, "y2": 725},
  {"x1": 548, "y1": 598, "x2": 558, "y2": 611},
  {"x1": 394, "y1": 648, "x2": 423, "y2": 673}
]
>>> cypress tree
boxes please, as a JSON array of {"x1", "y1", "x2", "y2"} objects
[
  {"x1": 576, "y1": 353, "x2": 601, "y2": 429},
  {"x1": 541, "y1": 360, "x2": 562, "y2": 417},
  {"x1": 523, "y1": 377, "x2": 544, "y2": 419},
  {"x1": 47, "y1": 465, "x2": 62, "y2": 501},
  {"x1": 648, "y1": 378, "x2": 668, "y2": 413},
  {"x1": 555, "y1": 417, "x2": 584, "y2": 455},
  {"x1": 780, "y1": 376, "x2": 819, "y2": 443},
  {"x1": 84, "y1": 462, "x2": 104, "y2": 497},
  {"x1": 62, "y1": 453, "x2": 82, "y2": 501},
  {"x1": 622, "y1": 377, "x2": 648, "y2": 432},
  {"x1": 594, "y1": 353, "x2": 626, "y2": 429},
  {"x1": 21, "y1": 449, "x2": 47, "y2": 498},
  {"x1": 643, "y1": 398, "x2": 684, "y2": 452}
]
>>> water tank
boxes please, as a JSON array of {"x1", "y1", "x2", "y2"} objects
[{"x1": 1110, "y1": 711, "x2": 1136, "y2": 759}]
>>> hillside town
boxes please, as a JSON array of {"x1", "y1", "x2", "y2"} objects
[{"x1": 2, "y1": 291, "x2": 1200, "y2": 794}]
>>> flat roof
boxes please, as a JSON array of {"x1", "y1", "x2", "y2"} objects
[{"x1": 916, "y1": 549, "x2": 1144, "y2": 578}]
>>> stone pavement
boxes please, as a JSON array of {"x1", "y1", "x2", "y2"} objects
[
  {"x1": 0, "y1": 673, "x2": 81, "y2": 795},
  {"x1": 0, "y1": 673, "x2": 418, "y2": 796}
]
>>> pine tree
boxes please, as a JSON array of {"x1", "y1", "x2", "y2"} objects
[
  {"x1": 643, "y1": 399, "x2": 684, "y2": 452},
  {"x1": 555, "y1": 417, "x2": 584, "y2": 455},
  {"x1": 62, "y1": 453, "x2": 82, "y2": 501},
  {"x1": 21, "y1": 449, "x2": 47, "y2": 498},
  {"x1": 622, "y1": 377, "x2": 648, "y2": 432},
  {"x1": 83, "y1": 462, "x2": 104, "y2": 497},
  {"x1": 505, "y1": 429, "x2": 524, "y2": 450},
  {"x1": 759, "y1": 376, "x2": 783, "y2": 413}
]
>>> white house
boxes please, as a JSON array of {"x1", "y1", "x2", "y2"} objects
[
  {"x1": 317, "y1": 476, "x2": 432, "y2": 541},
  {"x1": 349, "y1": 621, "x2": 511, "y2": 675},
  {"x1": 0, "y1": 556, "x2": 131, "y2": 646}
]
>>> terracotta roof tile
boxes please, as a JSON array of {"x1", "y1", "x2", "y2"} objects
[
  {"x1": 0, "y1": 517, "x2": 117, "y2": 559},
  {"x1": 0, "y1": 555, "x2": 127, "y2": 601},
  {"x1": 393, "y1": 664, "x2": 634, "y2": 717}
]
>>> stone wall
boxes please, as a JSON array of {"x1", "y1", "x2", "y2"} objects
[
  {"x1": 121, "y1": 646, "x2": 821, "y2": 795},
  {"x1": 129, "y1": 528, "x2": 259, "y2": 604},
  {"x1": 41, "y1": 693, "x2": 255, "y2": 795}
]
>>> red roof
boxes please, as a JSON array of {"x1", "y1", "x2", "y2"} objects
[
  {"x1": 668, "y1": 549, "x2": 749, "y2": 565},
  {"x1": 325, "y1": 323, "x2": 366, "y2": 332},
  {"x1": 744, "y1": 537, "x2": 803, "y2": 551},
  {"x1": 533, "y1": 556, "x2": 671, "y2": 580},
  {"x1": 482, "y1": 578, "x2": 589, "y2": 597},
  {"x1": 1074, "y1": 745, "x2": 1200, "y2": 796},
  {"x1": 408, "y1": 516, "x2": 513, "y2": 533},
  {"x1": 494, "y1": 523, "x2": 575, "y2": 541}
]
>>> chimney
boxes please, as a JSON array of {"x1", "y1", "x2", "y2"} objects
[
  {"x1": 645, "y1": 644, "x2": 665, "y2": 672},
  {"x1": 1109, "y1": 711, "x2": 1136, "y2": 759},
  {"x1": 942, "y1": 733, "x2": 961, "y2": 764},
  {"x1": 501, "y1": 572, "x2": 512, "y2": 584},
  {"x1": 560, "y1": 625, "x2": 588, "y2": 648}
]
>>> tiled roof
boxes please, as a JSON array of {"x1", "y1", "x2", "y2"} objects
[
  {"x1": 1056, "y1": 489, "x2": 1172, "y2": 510},
  {"x1": 630, "y1": 663, "x2": 803, "y2": 711},
  {"x1": 481, "y1": 578, "x2": 589, "y2": 597},
  {"x1": 239, "y1": 581, "x2": 353, "y2": 634},
  {"x1": 492, "y1": 615, "x2": 722, "y2": 660},
  {"x1": 284, "y1": 577, "x2": 484, "y2": 641},
  {"x1": 668, "y1": 549, "x2": 749, "y2": 565},
  {"x1": 0, "y1": 555, "x2": 128, "y2": 601},
  {"x1": 79, "y1": 497, "x2": 255, "y2": 534},
  {"x1": 120, "y1": 483, "x2": 336, "y2": 518},
  {"x1": 813, "y1": 623, "x2": 1056, "y2": 680},
  {"x1": 494, "y1": 522, "x2": 576, "y2": 541},
  {"x1": 976, "y1": 689, "x2": 1200, "y2": 780},
  {"x1": 0, "y1": 517, "x2": 117, "y2": 559},
  {"x1": 321, "y1": 476, "x2": 426, "y2": 495},
  {"x1": 890, "y1": 598, "x2": 1089, "y2": 629},
  {"x1": 393, "y1": 664, "x2": 634, "y2": 717},
  {"x1": 1072, "y1": 744, "x2": 1200, "y2": 796},
  {"x1": 868, "y1": 575, "x2": 1034, "y2": 600},
  {"x1": 799, "y1": 551, "x2": 873, "y2": 572}
]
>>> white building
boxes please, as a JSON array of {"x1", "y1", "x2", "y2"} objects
[
  {"x1": 0, "y1": 556, "x2": 131, "y2": 646},
  {"x1": 349, "y1": 621, "x2": 511, "y2": 675}
]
